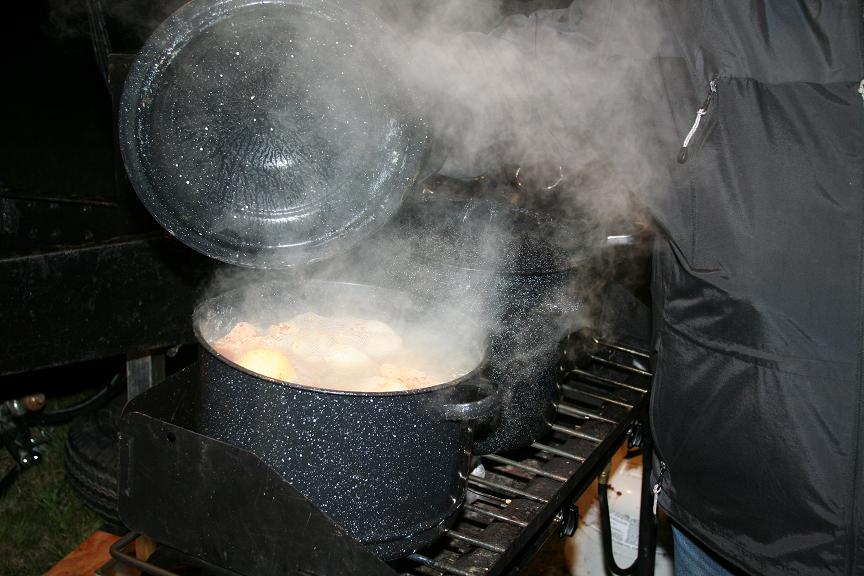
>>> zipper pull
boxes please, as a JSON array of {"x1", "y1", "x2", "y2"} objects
[
  {"x1": 858, "y1": 79, "x2": 864, "y2": 107},
  {"x1": 652, "y1": 461, "x2": 667, "y2": 516},
  {"x1": 677, "y1": 79, "x2": 717, "y2": 164}
]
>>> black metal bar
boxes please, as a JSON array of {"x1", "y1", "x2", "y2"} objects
[
  {"x1": 589, "y1": 355, "x2": 652, "y2": 376},
  {"x1": 499, "y1": 513, "x2": 565, "y2": 576},
  {"x1": 109, "y1": 532, "x2": 182, "y2": 576},
  {"x1": 556, "y1": 402, "x2": 617, "y2": 425},
  {"x1": 469, "y1": 491, "x2": 512, "y2": 507},
  {"x1": 562, "y1": 385, "x2": 634, "y2": 409},
  {"x1": 635, "y1": 419, "x2": 658, "y2": 576},
  {"x1": 550, "y1": 424, "x2": 603, "y2": 444},
  {"x1": 463, "y1": 504, "x2": 528, "y2": 528},
  {"x1": 406, "y1": 554, "x2": 478, "y2": 576},
  {"x1": 482, "y1": 454, "x2": 569, "y2": 482},
  {"x1": 468, "y1": 476, "x2": 549, "y2": 504},
  {"x1": 597, "y1": 416, "x2": 658, "y2": 576},
  {"x1": 592, "y1": 337, "x2": 651, "y2": 359},
  {"x1": 599, "y1": 461, "x2": 636, "y2": 575},
  {"x1": 480, "y1": 409, "x2": 642, "y2": 576},
  {"x1": 446, "y1": 530, "x2": 507, "y2": 554},
  {"x1": 568, "y1": 368, "x2": 649, "y2": 394},
  {"x1": 530, "y1": 442, "x2": 586, "y2": 462}
]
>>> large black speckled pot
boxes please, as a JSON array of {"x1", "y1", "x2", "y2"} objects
[{"x1": 192, "y1": 280, "x2": 493, "y2": 559}]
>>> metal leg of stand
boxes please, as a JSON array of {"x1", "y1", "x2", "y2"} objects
[
  {"x1": 109, "y1": 532, "x2": 180, "y2": 576},
  {"x1": 126, "y1": 351, "x2": 165, "y2": 401},
  {"x1": 636, "y1": 417, "x2": 658, "y2": 576}
]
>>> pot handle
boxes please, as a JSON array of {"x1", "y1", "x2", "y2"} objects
[
  {"x1": 442, "y1": 377, "x2": 498, "y2": 423},
  {"x1": 605, "y1": 234, "x2": 638, "y2": 246}
]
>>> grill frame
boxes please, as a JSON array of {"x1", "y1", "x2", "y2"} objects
[
  {"x1": 395, "y1": 335, "x2": 653, "y2": 575},
  {"x1": 108, "y1": 334, "x2": 653, "y2": 576}
]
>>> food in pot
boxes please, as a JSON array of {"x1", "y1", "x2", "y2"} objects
[
  {"x1": 211, "y1": 313, "x2": 463, "y2": 392},
  {"x1": 213, "y1": 321, "x2": 259, "y2": 361},
  {"x1": 266, "y1": 321, "x2": 300, "y2": 339},
  {"x1": 354, "y1": 364, "x2": 437, "y2": 393},
  {"x1": 379, "y1": 363, "x2": 436, "y2": 388},
  {"x1": 234, "y1": 348, "x2": 297, "y2": 382},
  {"x1": 287, "y1": 313, "x2": 403, "y2": 359}
]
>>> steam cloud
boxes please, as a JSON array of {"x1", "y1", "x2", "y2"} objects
[
  {"x1": 104, "y1": 0, "x2": 668, "y2": 382},
  {"x1": 196, "y1": 0, "x2": 667, "y2": 356},
  {"x1": 374, "y1": 0, "x2": 669, "y2": 214},
  {"x1": 327, "y1": 0, "x2": 665, "y2": 332}
]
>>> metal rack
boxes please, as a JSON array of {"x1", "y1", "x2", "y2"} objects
[{"x1": 397, "y1": 336, "x2": 651, "y2": 576}]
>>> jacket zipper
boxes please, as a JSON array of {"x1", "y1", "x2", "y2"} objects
[
  {"x1": 677, "y1": 78, "x2": 717, "y2": 164},
  {"x1": 852, "y1": 5, "x2": 864, "y2": 574}
]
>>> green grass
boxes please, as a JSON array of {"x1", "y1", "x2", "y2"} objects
[{"x1": 0, "y1": 423, "x2": 101, "y2": 576}]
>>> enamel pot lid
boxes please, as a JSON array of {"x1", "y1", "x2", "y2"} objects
[{"x1": 119, "y1": 0, "x2": 430, "y2": 268}]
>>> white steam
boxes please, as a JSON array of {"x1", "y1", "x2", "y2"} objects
[
  {"x1": 112, "y1": 0, "x2": 668, "y2": 373},
  {"x1": 195, "y1": 0, "x2": 667, "y2": 351}
]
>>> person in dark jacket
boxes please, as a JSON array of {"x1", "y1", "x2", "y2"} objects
[
  {"x1": 647, "y1": 3, "x2": 863, "y2": 576},
  {"x1": 433, "y1": 1, "x2": 863, "y2": 574}
]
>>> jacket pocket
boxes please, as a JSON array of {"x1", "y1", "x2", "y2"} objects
[
  {"x1": 649, "y1": 61, "x2": 725, "y2": 273},
  {"x1": 667, "y1": 75, "x2": 864, "y2": 277},
  {"x1": 649, "y1": 326, "x2": 855, "y2": 541},
  {"x1": 676, "y1": 78, "x2": 717, "y2": 164},
  {"x1": 670, "y1": 76, "x2": 725, "y2": 273}
]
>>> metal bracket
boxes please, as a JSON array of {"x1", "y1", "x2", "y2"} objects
[
  {"x1": 627, "y1": 420, "x2": 644, "y2": 450},
  {"x1": 0, "y1": 397, "x2": 48, "y2": 497},
  {"x1": 556, "y1": 505, "x2": 579, "y2": 538},
  {"x1": 126, "y1": 351, "x2": 166, "y2": 401},
  {"x1": 0, "y1": 399, "x2": 45, "y2": 468}
]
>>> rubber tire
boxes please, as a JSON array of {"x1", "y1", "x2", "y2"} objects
[{"x1": 64, "y1": 393, "x2": 124, "y2": 525}]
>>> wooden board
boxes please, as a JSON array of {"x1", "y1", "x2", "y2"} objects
[{"x1": 44, "y1": 531, "x2": 120, "y2": 576}]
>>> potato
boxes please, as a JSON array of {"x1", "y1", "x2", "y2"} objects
[{"x1": 235, "y1": 347, "x2": 297, "y2": 382}]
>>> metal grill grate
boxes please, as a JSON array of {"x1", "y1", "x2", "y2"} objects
[{"x1": 390, "y1": 333, "x2": 652, "y2": 576}]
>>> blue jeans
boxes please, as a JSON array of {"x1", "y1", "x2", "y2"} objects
[{"x1": 673, "y1": 527, "x2": 742, "y2": 576}]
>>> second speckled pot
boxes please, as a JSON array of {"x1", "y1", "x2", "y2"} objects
[
  {"x1": 192, "y1": 281, "x2": 494, "y2": 559},
  {"x1": 338, "y1": 198, "x2": 594, "y2": 454}
]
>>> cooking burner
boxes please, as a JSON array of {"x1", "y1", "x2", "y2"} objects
[{"x1": 105, "y1": 330, "x2": 653, "y2": 576}]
